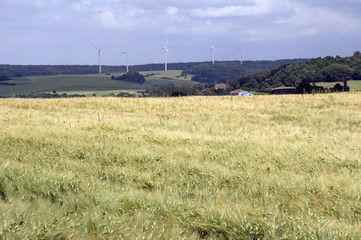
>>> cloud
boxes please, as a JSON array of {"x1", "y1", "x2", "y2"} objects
[
  {"x1": 1, "y1": 0, "x2": 361, "y2": 64},
  {"x1": 167, "y1": 6, "x2": 178, "y2": 16},
  {"x1": 275, "y1": 3, "x2": 361, "y2": 37},
  {"x1": 97, "y1": 10, "x2": 117, "y2": 28},
  {"x1": 189, "y1": 0, "x2": 294, "y2": 18}
]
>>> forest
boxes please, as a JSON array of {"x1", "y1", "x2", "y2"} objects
[
  {"x1": 182, "y1": 59, "x2": 307, "y2": 85},
  {"x1": 228, "y1": 51, "x2": 361, "y2": 93}
]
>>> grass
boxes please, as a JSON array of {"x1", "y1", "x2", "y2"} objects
[
  {"x1": 0, "y1": 93, "x2": 361, "y2": 239},
  {"x1": 315, "y1": 80, "x2": 361, "y2": 92},
  {"x1": 0, "y1": 71, "x2": 194, "y2": 97}
]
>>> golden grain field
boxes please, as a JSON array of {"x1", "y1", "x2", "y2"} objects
[{"x1": 0, "y1": 94, "x2": 360, "y2": 239}]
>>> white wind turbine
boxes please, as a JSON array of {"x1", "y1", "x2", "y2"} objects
[
  {"x1": 121, "y1": 48, "x2": 129, "y2": 73},
  {"x1": 161, "y1": 39, "x2": 170, "y2": 72},
  {"x1": 93, "y1": 44, "x2": 106, "y2": 74},
  {"x1": 237, "y1": 47, "x2": 244, "y2": 65},
  {"x1": 210, "y1": 43, "x2": 217, "y2": 64}
]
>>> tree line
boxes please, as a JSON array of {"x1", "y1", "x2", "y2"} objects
[
  {"x1": 0, "y1": 59, "x2": 306, "y2": 78},
  {"x1": 0, "y1": 62, "x2": 202, "y2": 77}
]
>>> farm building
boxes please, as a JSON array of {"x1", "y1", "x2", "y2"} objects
[
  {"x1": 270, "y1": 87, "x2": 296, "y2": 95},
  {"x1": 229, "y1": 89, "x2": 254, "y2": 96},
  {"x1": 214, "y1": 83, "x2": 227, "y2": 90}
]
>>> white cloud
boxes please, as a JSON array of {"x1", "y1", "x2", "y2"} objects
[
  {"x1": 189, "y1": 0, "x2": 293, "y2": 18},
  {"x1": 167, "y1": 6, "x2": 178, "y2": 16},
  {"x1": 98, "y1": 10, "x2": 117, "y2": 28}
]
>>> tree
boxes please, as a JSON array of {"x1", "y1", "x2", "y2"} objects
[
  {"x1": 242, "y1": 78, "x2": 259, "y2": 90},
  {"x1": 322, "y1": 64, "x2": 352, "y2": 82},
  {"x1": 300, "y1": 70, "x2": 324, "y2": 82},
  {"x1": 0, "y1": 75, "x2": 11, "y2": 81},
  {"x1": 353, "y1": 51, "x2": 361, "y2": 57},
  {"x1": 333, "y1": 83, "x2": 343, "y2": 92},
  {"x1": 296, "y1": 79, "x2": 312, "y2": 94},
  {"x1": 352, "y1": 66, "x2": 361, "y2": 80},
  {"x1": 112, "y1": 71, "x2": 145, "y2": 84}
]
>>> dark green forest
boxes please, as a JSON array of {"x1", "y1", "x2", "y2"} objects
[
  {"x1": 229, "y1": 51, "x2": 361, "y2": 92},
  {"x1": 182, "y1": 59, "x2": 307, "y2": 85}
]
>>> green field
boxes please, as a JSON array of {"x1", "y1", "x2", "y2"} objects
[
  {"x1": 0, "y1": 70, "x2": 194, "y2": 97},
  {"x1": 0, "y1": 94, "x2": 360, "y2": 239},
  {"x1": 315, "y1": 80, "x2": 361, "y2": 92}
]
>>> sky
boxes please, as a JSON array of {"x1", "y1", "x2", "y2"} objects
[{"x1": 1, "y1": 0, "x2": 361, "y2": 66}]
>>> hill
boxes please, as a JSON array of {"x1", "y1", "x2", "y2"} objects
[
  {"x1": 230, "y1": 51, "x2": 361, "y2": 93},
  {"x1": 0, "y1": 94, "x2": 360, "y2": 239},
  {"x1": 182, "y1": 59, "x2": 308, "y2": 85}
]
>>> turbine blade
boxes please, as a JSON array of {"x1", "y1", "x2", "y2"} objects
[{"x1": 92, "y1": 43, "x2": 99, "y2": 50}]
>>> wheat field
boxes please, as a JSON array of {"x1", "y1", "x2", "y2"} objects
[{"x1": 0, "y1": 94, "x2": 360, "y2": 239}]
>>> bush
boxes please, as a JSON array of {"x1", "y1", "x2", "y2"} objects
[{"x1": 112, "y1": 72, "x2": 145, "y2": 84}]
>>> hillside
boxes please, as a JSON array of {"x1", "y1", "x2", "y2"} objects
[
  {"x1": 182, "y1": 59, "x2": 307, "y2": 85},
  {"x1": 230, "y1": 51, "x2": 361, "y2": 92},
  {"x1": 0, "y1": 59, "x2": 307, "y2": 79},
  {"x1": 1, "y1": 94, "x2": 360, "y2": 239}
]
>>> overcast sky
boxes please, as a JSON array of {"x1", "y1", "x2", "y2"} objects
[{"x1": 1, "y1": 0, "x2": 361, "y2": 65}]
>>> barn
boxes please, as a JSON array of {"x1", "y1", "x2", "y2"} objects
[{"x1": 270, "y1": 87, "x2": 296, "y2": 95}]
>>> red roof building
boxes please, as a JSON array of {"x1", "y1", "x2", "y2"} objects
[{"x1": 229, "y1": 89, "x2": 254, "y2": 96}]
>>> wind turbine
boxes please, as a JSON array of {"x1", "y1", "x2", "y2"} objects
[
  {"x1": 210, "y1": 43, "x2": 217, "y2": 64},
  {"x1": 161, "y1": 39, "x2": 170, "y2": 72},
  {"x1": 93, "y1": 44, "x2": 106, "y2": 74},
  {"x1": 121, "y1": 48, "x2": 129, "y2": 73},
  {"x1": 237, "y1": 47, "x2": 244, "y2": 65}
]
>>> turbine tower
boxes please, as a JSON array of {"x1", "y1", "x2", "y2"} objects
[
  {"x1": 121, "y1": 48, "x2": 129, "y2": 73},
  {"x1": 237, "y1": 47, "x2": 244, "y2": 65},
  {"x1": 210, "y1": 43, "x2": 217, "y2": 64},
  {"x1": 93, "y1": 44, "x2": 106, "y2": 74},
  {"x1": 161, "y1": 39, "x2": 170, "y2": 72}
]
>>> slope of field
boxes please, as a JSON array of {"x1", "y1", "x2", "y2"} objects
[
  {"x1": 316, "y1": 80, "x2": 361, "y2": 92},
  {"x1": 0, "y1": 71, "x2": 194, "y2": 96},
  {"x1": 0, "y1": 94, "x2": 360, "y2": 239}
]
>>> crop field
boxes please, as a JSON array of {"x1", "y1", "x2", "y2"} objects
[
  {"x1": 0, "y1": 93, "x2": 360, "y2": 239},
  {"x1": 0, "y1": 70, "x2": 194, "y2": 97}
]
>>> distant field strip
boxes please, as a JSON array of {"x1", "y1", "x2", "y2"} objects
[
  {"x1": 0, "y1": 71, "x2": 194, "y2": 96},
  {"x1": 0, "y1": 94, "x2": 360, "y2": 239}
]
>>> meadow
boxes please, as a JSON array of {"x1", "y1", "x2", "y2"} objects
[{"x1": 0, "y1": 93, "x2": 360, "y2": 239}]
